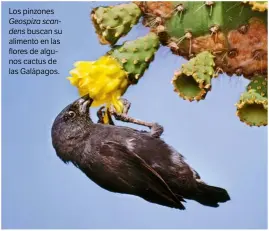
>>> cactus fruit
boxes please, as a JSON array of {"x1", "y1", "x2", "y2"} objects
[
  {"x1": 135, "y1": 1, "x2": 267, "y2": 79},
  {"x1": 172, "y1": 51, "x2": 215, "y2": 101},
  {"x1": 108, "y1": 32, "x2": 160, "y2": 84},
  {"x1": 91, "y1": 3, "x2": 142, "y2": 45},
  {"x1": 236, "y1": 76, "x2": 268, "y2": 126}
]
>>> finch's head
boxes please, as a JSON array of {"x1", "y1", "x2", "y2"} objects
[
  {"x1": 51, "y1": 95, "x2": 93, "y2": 163},
  {"x1": 52, "y1": 95, "x2": 93, "y2": 128}
]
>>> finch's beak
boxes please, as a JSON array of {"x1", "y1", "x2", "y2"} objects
[{"x1": 76, "y1": 95, "x2": 94, "y2": 114}]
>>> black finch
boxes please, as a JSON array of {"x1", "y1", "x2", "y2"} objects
[{"x1": 51, "y1": 95, "x2": 230, "y2": 210}]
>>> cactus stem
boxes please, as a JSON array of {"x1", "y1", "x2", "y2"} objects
[
  {"x1": 172, "y1": 51, "x2": 215, "y2": 101},
  {"x1": 91, "y1": 3, "x2": 142, "y2": 45},
  {"x1": 236, "y1": 76, "x2": 268, "y2": 126}
]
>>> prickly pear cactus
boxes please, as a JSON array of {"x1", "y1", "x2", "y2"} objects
[
  {"x1": 108, "y1": 32, "x2": 160, "y2": 84},
  {"x1": 85, "y1": 1, "x2": 268, "y2": 127},
  {"x1": 91, "y1": 3, "x2": 142, "y2": 45},
  {"x1": 68, "y1": 33, "x2": 159, "y2": 117},
  {"x1": 236, "y1": 76, "x2": 268, "y2": 126},
  {"x1": 136, "y1": 1, "x2": 267, "y2": 78},
  {"x1": 172, "y1": 51, "x2": 215, "y2": 101}
]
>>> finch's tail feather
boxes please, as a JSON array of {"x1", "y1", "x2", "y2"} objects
[{"x1": 193, "y1": 182, "x2": 230, "y2": 207}]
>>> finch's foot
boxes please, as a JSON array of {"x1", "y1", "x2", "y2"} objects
[
  {"x1": 96, "y1": 106, "x2": 115, "y2": 125},
  {"x1": 97, "y1": 99, "x2": 164, "y2": 138},
  {"x1": 97, "y1": 106, "x2": 105, "y2": 124},
  {"x1": 109, "y1": 99, "x2": 164, "y2": 138},
  {"x1": 121, "y1": 98, "x2": 131, "y2": 115}
]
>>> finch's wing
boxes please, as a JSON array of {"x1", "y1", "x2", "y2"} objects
[{"x1": 99, "y1": 141, "x2": 185, "y2": 210}]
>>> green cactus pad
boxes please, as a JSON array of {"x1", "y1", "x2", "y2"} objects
[
  {"x1": 138, "y1": 1, "x2": 267, "y2": 77},
  {"x1": 91, "y1": 3, "x2": 142, "y2": 45},
  {"x1": 236, "y1": 89, "x2": 268, "y2": 126},
  {"x1": 172, "y1": 51, "x2": 215, "y2": 101},
  {"x1": 166, "y1": 2, "x2": 267, "y2": 38},
  {"x1": 246, "y1": 75, "x2": 267, "y2": 97},
  {"x1": 108, "y1": 33, "x2": 160, "y2": 84}
]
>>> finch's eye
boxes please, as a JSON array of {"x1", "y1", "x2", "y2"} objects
[{"x1": 68, "y1": 111, "x2": 76, "y2": 118}]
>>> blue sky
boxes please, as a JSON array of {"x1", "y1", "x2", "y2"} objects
[{"x1": 2, "y1": 1, "x2": 267, "y2": 229}]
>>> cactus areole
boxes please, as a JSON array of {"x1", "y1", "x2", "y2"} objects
[{"x1": 87, "y1": 1, "x2": 268, "y2": 127}]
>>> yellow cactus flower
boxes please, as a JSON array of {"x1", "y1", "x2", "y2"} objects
[{"x1": 67, "y1": 56, "x2": 129, "y2": 122}]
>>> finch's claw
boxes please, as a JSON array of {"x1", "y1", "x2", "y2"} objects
[
  {"x1": 97, "y1": 106, "x2": 106, "y2": 124},
  {"x1": 121, "y1": 98, "x2": 131, "y2": 114}
]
